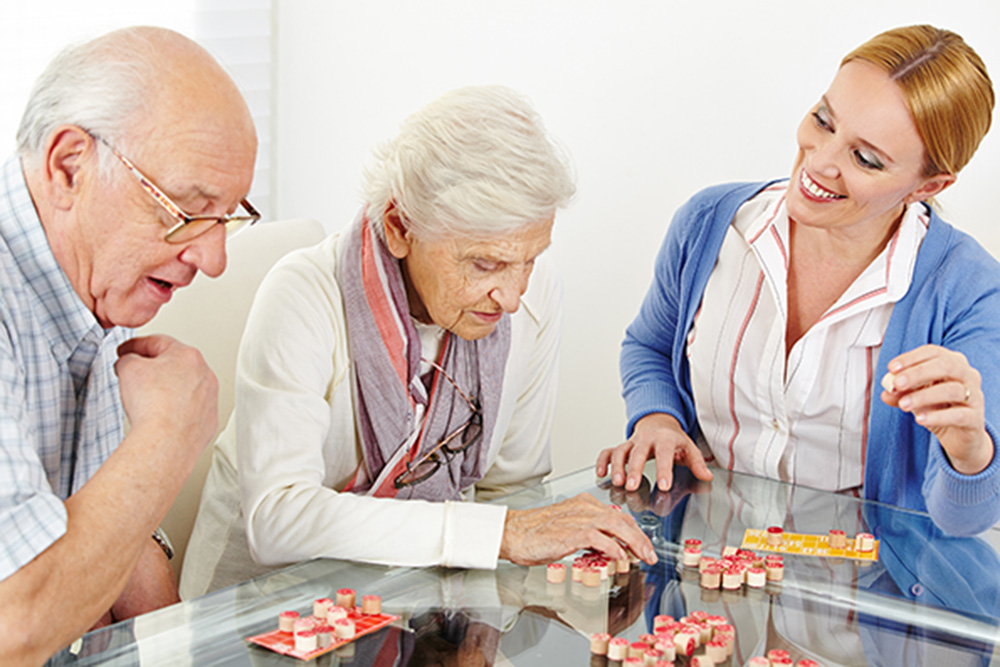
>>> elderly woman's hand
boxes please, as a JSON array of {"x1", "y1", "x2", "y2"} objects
[
  {"x1": 882, "y1": 344, "x2": 995, "y2": 475},
  {"x1": 596, "y1": 413, "x2": 714, "y2": 493},
  {"x1": 498, "y1": 493, "x2": 657, "y2": 566}
]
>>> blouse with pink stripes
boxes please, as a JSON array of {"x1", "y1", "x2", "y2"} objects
[{"x1": 687, "y1": 183, "x2": 929, "y2": 492}]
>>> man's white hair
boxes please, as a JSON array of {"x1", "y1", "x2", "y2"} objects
[
  {"x1": 16, "y1": 27, "x2": 162, "y2": 179},
  {"x1": 364, "y1": 85, "x2": 576, "y2": 240}
]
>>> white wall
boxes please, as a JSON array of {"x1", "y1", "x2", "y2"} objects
[
  {"x1": 0, "y1": 2, "x2": 274, "y2": 217},
  {"x1": 0, "y1": 4, "x2": 194, "y2": 153},
  {"x1": 275, "y1": 1, "x2": 1000, "y2": 477}
]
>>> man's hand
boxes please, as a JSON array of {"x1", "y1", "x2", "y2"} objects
[
  {"x1": 115, "y1": 334, "x2": 219, "y2": 474},
  {"x1": 596, "y1": 413, "x2": 713, "y2": 492},
  {"x1": 0, "y1": 335, "x2": 216, "y2": 665},
  {"x1": 499, "y1": 493, "x2": 657, "y2": 566}
]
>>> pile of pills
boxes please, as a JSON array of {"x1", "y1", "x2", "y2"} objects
[
  {"x1": 275, "y1": 591, "x2": 382, "y2": 653},
  {"x1": 683, "y1": 541, "x2": 784, "y2": 590},
  {"x1": 548, "y1": 548, "x2": 634, "y2": 587},
  {"x1": 590, "y1": 609, "x2": 735, "y2": 665},
  {"x1": 747, "y1": 648, "x2": 821, "y2": 665},
  {"x1": 591, "y1": 615, "x2": 823, "y2": 666}
]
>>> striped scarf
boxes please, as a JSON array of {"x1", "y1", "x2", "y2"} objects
[{"x1": 338, "y1": 211, "x2": 511, "y2": 500}]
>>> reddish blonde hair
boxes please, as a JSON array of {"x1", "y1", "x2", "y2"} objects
[{"x1": 843, "y1": 25, "x2": 994, "y2": 176}]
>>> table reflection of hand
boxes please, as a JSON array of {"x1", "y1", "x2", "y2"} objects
[
  {"x1": 608, "y1": 568, "x2": 646, "y2": 636},
  {"x1": 410, "y1": 612, "x2": 500, "y2": 667},
  {"x1": 608, "y1": 475, "x2": 651, "y2": 514},
  {"x1": 497, "y1": 556, "x2": 648, "y2": 638},
  {"x1": 604, "y1": 467, "x2": 707, "y2": 519},
  {"x1": 454, "y1": 621, "x2": 500, "y2": 667}
]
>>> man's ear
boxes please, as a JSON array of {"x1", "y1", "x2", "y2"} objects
[
  {"x1": 383, "y1": 202, "x2": 413, "y2": 259},
  {"x1": 42, "y1": 126, "x2": 95, "y2": 210},
  {"x1": 906, "y1": 172, "x2": 956, "y2": 204}
]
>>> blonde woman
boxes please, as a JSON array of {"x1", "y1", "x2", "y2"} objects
[{"x1": 603, "y1": 25, "x2": 999, "y2": 536}]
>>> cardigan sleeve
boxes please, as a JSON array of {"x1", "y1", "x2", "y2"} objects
[
  {"x1": 919, "y1": 237, "x2": 1000, "y2": 534},
  {"x1": 621, "y1": 182, "x2": 773, "y2": 440},
  {"x1": 620, "y1": 191, "x2": 715, "y2": 438},
  {"x1": 922, "y1": 428, "x2": 1000, "y2": 535},
  {"x1": 874, "y1": 222, "x2": 1000, "y2": 535}
]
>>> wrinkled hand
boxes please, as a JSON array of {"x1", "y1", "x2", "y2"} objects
[
  {"x1": 596, "y1": 413, "x2": 713, "y2": 492},
  {"x1": 881, "y1": 344, "x2": 993, "y2": 475},
  {"x1": 499, "y1": 493, "x2": 656, "y2": 566},
  {"x1": 115, "y1": 335, "x2": 219, "y2": 467}
]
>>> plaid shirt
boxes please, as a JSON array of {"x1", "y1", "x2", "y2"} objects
[{"x1": 0, "y1": 156, "x2": 130, "y2": 581}]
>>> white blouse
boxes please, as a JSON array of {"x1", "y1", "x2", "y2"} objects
[{"x1": 687, "y1": 183, "x2": 927, "y2": 492}]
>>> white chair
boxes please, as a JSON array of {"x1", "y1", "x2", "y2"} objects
[{"x1": 137, "y1": 218, "x2": 326, "y2": 578}]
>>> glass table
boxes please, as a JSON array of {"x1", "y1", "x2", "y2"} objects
[{"x1": 49, "y1": 465, "x2": 1000, "y2": 666}]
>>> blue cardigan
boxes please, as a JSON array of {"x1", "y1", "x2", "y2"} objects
[{"x1": 621, "y1": 181, "x2": 1000, "y2": 535}]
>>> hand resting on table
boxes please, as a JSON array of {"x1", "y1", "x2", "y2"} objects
[
  {"x1": 596, "y1": 413, "x2": 714, "y2": 493},
  {"x1": 499, "y1": 492, "x2": 657, "y2": 566}
]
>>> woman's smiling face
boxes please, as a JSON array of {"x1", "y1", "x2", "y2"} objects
[{"x1": 786, "y1": 60, "x2": 953, "y2": 237}]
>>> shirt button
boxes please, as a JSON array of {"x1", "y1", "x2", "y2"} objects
[{"x1": 771, "y1": 418, "x2": 780, "y2": 431}]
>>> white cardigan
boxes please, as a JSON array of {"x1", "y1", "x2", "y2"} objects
[{"x1": 180, "y1": 231, "x2": 561, "y2": 598}]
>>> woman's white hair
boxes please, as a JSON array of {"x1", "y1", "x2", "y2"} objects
[
  {"x1": 16, "y1": 27, "x2": 160, "y2": 179},
  {"x1": 364, "y1": 85, "x2": 576, "y2": 240}
]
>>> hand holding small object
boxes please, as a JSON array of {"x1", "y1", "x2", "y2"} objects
[{"x1": 880, "y1": 344, "x2": 993, "y2": 475}]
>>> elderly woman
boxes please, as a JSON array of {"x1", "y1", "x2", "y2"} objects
[
  {"x1": 182, "y1": 85, "x2": 654, "y2": 597},
  {"x1": 599, "y1": 25, "x2": 1000, "y2": 536}
]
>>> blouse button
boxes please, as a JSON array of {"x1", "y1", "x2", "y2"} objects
[{"x1": 771, "y1": 418, "x2": 780, "y2": 431}]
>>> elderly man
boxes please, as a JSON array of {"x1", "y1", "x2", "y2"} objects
[{"x1": 0, "y1": 27, "x2": 257, "y2": 663}]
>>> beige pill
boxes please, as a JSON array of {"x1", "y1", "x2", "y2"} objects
[
  {"x1": 608, "y1": 638, "x2": 629, "y2": 661},
  {"x1": 362, "y1": 594, "x2": 382, "y2": 615},
  {"x1": 313, "y1": 598, "x2": 333, "y2": 618},
  {"x1": 336, "y1": 588, "x2": 356, "y2": 609},
  {"x1": 590, "y1": 632, "x2": 611, "y2": 655},
  {"x1": 333, "y1": 618, "x2": 355, "y2": 639},
  {"x1": 546, "y1": 562, "x2": 567, "y2": 584},
  {"x1": 829, "y1": 529, "x2": 847, "y2": 549},
  {"x1": 881, "y1": 372, "x2": 896, "y2": 393},
  {"x1": 294, "y1": 629, "x2": 317, "y2": 652},
  {"x1": 582, "y1": 566, "x2": 602, "y2": 587},
  {"x1": 278, "y1": 610, "x2": 299, "y2": 632}
]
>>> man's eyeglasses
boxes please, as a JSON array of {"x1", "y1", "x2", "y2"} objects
[
  {"x1": 90, "y1": 132, "x2": 260, "y2": 244},
  {"x1": 394, "y1": 360, "x2": 483, "y2": 489}
]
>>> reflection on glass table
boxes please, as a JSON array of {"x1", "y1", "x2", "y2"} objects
[{"x1": 49, "y1": 465, "x2": 1000, "y2": 666}]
